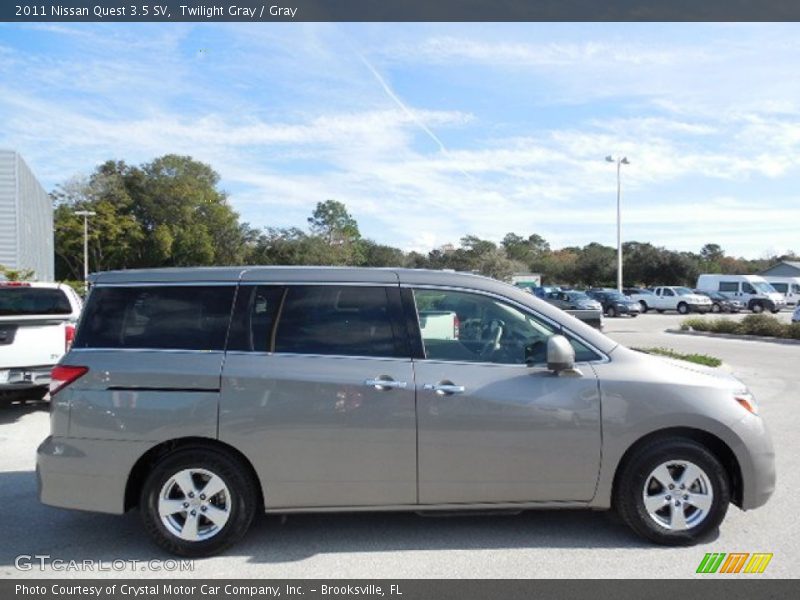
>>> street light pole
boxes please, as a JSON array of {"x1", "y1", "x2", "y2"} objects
[
  {"x1": 73, "y1": 210, "x2": 96, "y2": 281},
  {"x1": 605, "y1": 156, "x2": 629, "y2": 292}
]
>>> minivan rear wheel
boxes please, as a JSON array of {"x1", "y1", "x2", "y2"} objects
[
  {"x1": 614, "y1": 439, "x2": 730, "y2": 545},
  {"x1": 140, "y1": 448, "x2": 258, "y2": 557}
]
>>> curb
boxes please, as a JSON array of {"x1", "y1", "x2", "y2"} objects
[{"x1": 666, "y1": 328, "x2": 800, "y2": 346}]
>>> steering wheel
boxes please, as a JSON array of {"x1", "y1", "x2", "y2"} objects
[{"x1": 479, "y1": 319, "x2": 505, "y2": 359}]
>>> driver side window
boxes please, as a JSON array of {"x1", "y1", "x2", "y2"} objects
[{"x1": 413, "y1": 289, "x2": 597, "y2": 365}]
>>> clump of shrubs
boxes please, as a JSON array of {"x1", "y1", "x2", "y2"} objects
[
  {"x1": 786, "y1": 322, "x2": 800, "y2": 340},
  {"x1": 681, "y1": 314, "x2": 800, "y2": 340},
  {"x1": 634, "y1": 347, "x2": 722, "y2": 367}
]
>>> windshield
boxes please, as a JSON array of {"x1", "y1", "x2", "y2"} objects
[
  {"x1": 754, "y1": 281, "x2": 778, "y2": 294},
  {"x1": 674, "y1": 287, "x2": 694, "y2": 296},
  {"x1": 0, "y1": 287, "x2": 72, "y2": 316},
  {"x1": 567, "y1": 292, "x2": 592, "y2": 302},
  {"x1": 608, "y1": 293, "x2": 627, "y2": 301}
]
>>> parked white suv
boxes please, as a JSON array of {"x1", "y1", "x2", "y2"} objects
[{"x1": 0, "y1": 282, "x2": 82, "y2": 402}]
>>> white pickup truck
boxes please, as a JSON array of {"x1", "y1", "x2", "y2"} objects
[
  {"x1": 648, "y1": 286, "x2": 712, "y2": 314},
  {"x1": 0, "y1": 282, "x2": 82, "y2": 403}
]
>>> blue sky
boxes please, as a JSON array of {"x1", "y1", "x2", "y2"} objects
[{"x1": 1, "y1": 22, "x2": 799, "y2": 258}]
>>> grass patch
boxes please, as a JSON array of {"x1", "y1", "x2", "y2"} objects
[
  {"x1": 634, "y1": 347, "x2": 722, "y2": 368},
  {"x1": 681, "y1": 314, "x2": 799, "y2": 340}
]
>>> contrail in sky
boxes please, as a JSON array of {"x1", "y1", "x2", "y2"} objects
[{"x1": 357, "y1": 51, "x2": 475, "y2": 182}]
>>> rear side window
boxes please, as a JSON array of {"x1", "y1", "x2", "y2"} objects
[
  {"x1": 274, "y1": 286, "x2": 406, "y2": 358},
  {"x1": 74, "y1": 286, "x2": 235, "y2": 351},
  {"x1": 719, "y1": 281, "x2": 739, "y2": 293},
  {"x1": 0, "y1": 287, "x2": 72, "y2": 316}
]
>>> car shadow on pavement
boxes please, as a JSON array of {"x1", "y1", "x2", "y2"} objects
[
  {"x1": 0, "y1": 468, "x2": 720, "y2": 572},
  {"x1": 0, "y1": 400, "x2": 48, "y2": 425}
]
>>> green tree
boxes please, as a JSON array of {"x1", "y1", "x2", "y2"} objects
[
  {"x1": 574, "y1": 243, "x2": 616, "y2": 287},
  {"x1": 52, "y1": 170, "x2": 143, "y2": 280},
  {"x1": 700, "y1": 243, "x2": 725, "y2": 263},
  {"x1": 307, "y1": 200, "x2": 360, "y2": 245},
  {"x1": 52, "y1": 155, "x2": 249, "y2": 279},
  {"x1": 422, "y1": 236, "x2": 522, "y2": 281},
  {"x1": 502, "y1": 233, "x2": 551, "y2": 266},
  {"x1": 359, "y1": 240, "x2": 407, "y2": 267}
]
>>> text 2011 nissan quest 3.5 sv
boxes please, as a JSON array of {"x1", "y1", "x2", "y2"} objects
[{"x1": 37, "y1": 267, "x2": 775, "y2": 556}]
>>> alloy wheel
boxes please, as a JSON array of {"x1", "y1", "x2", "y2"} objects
[
  {"x1": 642, "y1": 460, "x2": 714, "y2": 531},
  {"x1": 158, "y1": 468, "x2": 231, "y2": 541}
]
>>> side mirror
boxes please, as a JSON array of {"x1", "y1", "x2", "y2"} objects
[{"x1": 547, "y1": 335, "x2": 575, "y2": 373}]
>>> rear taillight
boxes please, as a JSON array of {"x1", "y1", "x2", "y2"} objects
[
  {"x1": 65, "y1": 324, "x2": 76, "y2": 352},
  {"x1": 50, "y1": 365, "x2": 88, "y2": 396},
  {"x1": 453, "y1": 315, "x2": 460, "y2": 339}
]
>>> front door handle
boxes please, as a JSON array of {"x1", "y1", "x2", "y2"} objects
[
  {"x1": 423, "y1": 383, "x2": 466, "y2": 395},
  {"x1": 365, "y1": 377, "x2": 408, "y2": 391}
]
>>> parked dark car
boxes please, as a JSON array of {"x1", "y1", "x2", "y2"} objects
[
  {"x1": 694, "y1": 290, "x2": 743, "y2": 313},
  {"x1": 586, "y1": 289, "x2": 641, "y2": 317},
  {"x1": 526, "y1": 285, "x2": 561, "y2": 299}
]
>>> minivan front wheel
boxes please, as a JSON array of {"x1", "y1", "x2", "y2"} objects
[
  {"x1": 140, "y1": 448, "x2": 257, "y2": 557},
  {"x1": 614, "y1": 439, "x2": 730, "y2": 545}
]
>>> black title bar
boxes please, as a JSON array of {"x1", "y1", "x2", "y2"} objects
[
  {"x1": 4, "y1": 580, "x2": 799, "y2": 600},
  {"x1": 4, "y1": 1, "x2": 800, "y2": 22}
]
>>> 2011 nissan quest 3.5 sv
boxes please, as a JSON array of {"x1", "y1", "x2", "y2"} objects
[{"x1": 37, "y1": 267, "x2": 775, "y2": 556}]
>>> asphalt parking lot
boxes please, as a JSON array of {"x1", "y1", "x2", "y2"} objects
[{"x1": 1, "y1": 310, "x2": 797, "y2": 579}]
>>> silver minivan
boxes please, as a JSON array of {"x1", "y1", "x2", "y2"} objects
[{"x1": 37, "y1": 267, "x2": 775, "y2": 556}]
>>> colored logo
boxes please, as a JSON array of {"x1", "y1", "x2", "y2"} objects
[{"x1": 696, "y1": 553, "x2": 773, "y2": 574}]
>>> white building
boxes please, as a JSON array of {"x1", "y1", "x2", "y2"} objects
[{"x1": 0, "y1": 150, "x2": 53, "y2": 281}]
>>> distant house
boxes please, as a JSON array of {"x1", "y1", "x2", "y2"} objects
[{"x1": 759, "y1": 261, "x2": 800, "y2": 278}]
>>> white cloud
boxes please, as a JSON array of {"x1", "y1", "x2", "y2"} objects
[{"x1": 3, "y1": 23, "x2": 800, "y2": 258}]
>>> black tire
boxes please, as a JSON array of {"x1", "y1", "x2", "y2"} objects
[
  {"x1": 607, "y1": 306, "x2": 617, "y2": 318},
  {"x1": 677, "y1": 302, "x2": 689, "y2": 315},
  {"x1": 140, "y1": 447, "x2": 258, "y2": 557},
  {"x1": 751, "y1": 302, "x2": 764, "y2": 314},
  {"x1": 711, "y1": 303, "x2": 721, "y2": 313},
  {"x1": 614, "y1": 438, "x2": 730, "y2": 546},
  {"x1": 639, "y1": 301, "x2": 649, "y2": 313}
]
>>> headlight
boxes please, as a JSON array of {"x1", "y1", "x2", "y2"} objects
[{"x1": 734, "y1": 391, "x2": 759, "y2": 416}]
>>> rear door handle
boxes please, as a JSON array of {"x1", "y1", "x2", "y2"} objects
[
  {"x1": 365, "y1": 378, "x2": 408, "y2": 391},
  {"x1": 423, "y1": 383, "x2": 466, "y2": 395}
]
